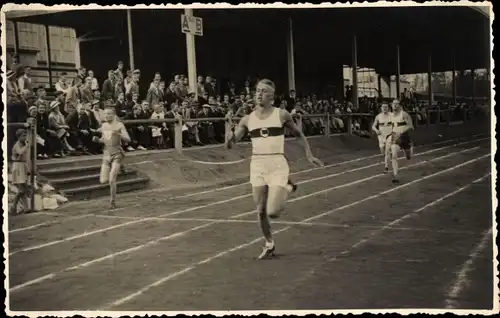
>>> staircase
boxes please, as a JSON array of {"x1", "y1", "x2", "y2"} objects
[{"x1": 38, "y1": 157, "x2": 150, "y2": 201}]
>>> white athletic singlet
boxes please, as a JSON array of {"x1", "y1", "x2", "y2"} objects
[
  {"x1": 247, "y1": 107, "x2": 285, "y2": 155},
  {"x1": 375, "y1": 112, "x2": 394, "y2": 137},
  {"x1": 101, "y1": 121, "x2": 125, "y2": 157},
  {"x1": 390, "y1": 111, "x2": 410, "y2": 133}
]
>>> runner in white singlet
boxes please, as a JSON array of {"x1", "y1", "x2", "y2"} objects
[
  {"x1": 372, "y1": 103, "x2": 393, "y2": 173},
  {"x1": 93, "y1": 107, "x2": 131, "y2": 209},
  {"x1": 225, "y1": 79, "x2": 323, "y2": 260},
  {"x1": 389, "y1": 99, "x2": 414, "y2": 184}
]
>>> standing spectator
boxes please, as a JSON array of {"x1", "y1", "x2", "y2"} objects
[
  {"x1": 197, "y1": 75, "x2": 205, "y2": 96},
  {"x1": 165, "y1": 81, "x2": 178, "y2": 106},
  {"x1": 65, "y1": 76, "x2": 83, "y2": 112},
  {"x1": 101, "y1": 70, "x2": 116, "y2": 101},
  {"x1": 147, "y1": 77, "x2": 162, "y2": 107},
  {"x1": 34, "y1": 88, "x2": 49, "y2": 109},
  {"x1": 88, "y1": 70, "x2": 99, "y2": 91},
  {"x1": 81, "y1": 77, "x2": 95, "y2": 104},
  {"x1": 124, "y1": 70, "x2": 134, "y2": 95},
  {"x1": 128, "y1": 70, "x2": 141, "y2": 98},
  {"x1": 9, "y1": 128, "x2": 31, "y2": 215},
  {"x1": 114, "y1": 76, "x2": 125, "y2": 101},
  {"x1": 243, "y1": 80, "x2": 252, "y2": 95},
  {"x1": 204, "y1": 76, "x2": 216, "y2": 97},
  {"x1": 115, "y1": 61, "x2": 124, "y2": 83},
  {"x1": 18, "y1": 66, "x2": 33, "y2": 92},
  {"x1": 55, "y1": 72, "x2": 70, "y2": 94},
  {"x1": 73, "y1": 67, "x2": 86, "y2": 85}
]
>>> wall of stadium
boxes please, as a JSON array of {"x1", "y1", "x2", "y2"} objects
[{"x1": 6, "y1": 20, "x2": 78, "y2": 88}]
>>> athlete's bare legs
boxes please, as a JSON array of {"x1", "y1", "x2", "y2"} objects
[
  {"x1": 391, "y1": 144, "x2": 400, "y2": 184},
  {"x1": 253, "y1": 185, "x2": 273, "y2": 246}
]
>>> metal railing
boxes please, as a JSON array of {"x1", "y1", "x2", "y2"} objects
[{"x1": 121, "y1": 107, "x2": 474, "y2": 155}]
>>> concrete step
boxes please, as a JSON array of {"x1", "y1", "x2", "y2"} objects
[
  {"x1": 50, "y1": 169, "x2": 139, "y2": 190},
  {"x1": 39, "y1": 164, "x2": 103, "y2": 179},
  {"x1": 61, "y1": 175, "x2": 150, "y2": 201}
]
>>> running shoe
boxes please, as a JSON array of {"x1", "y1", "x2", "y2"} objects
[
  {"x1": 257, "y1": 245, "x2": 276, "y2": 260},
  {"x1": 287, "y1": 179, "x2": 298, "y2": 193},
  {"x1": 392, "y1": 177, "x2": 400, "y2": 185},
  {"x1": 384, "y1": 167, "x2": 389, "y2": 174}
]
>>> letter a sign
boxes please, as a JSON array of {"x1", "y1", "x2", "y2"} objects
[{"x1": 181, "y1": 14, "x2": 203, "y2": 36}]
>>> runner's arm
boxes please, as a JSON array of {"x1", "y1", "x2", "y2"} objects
[
  {"x1": 372, "y1": 116, "x2": 380, "y2": 134},
  {"x1": 401, "y1": 112, "x2": 414, "y2": 133},
  {"x1": 228, "y1": 115, "x2": 249, "y2": 143},
  {"x1": 282, "y1": 109, "x2": 314, "y2": 158},
  {"x1": 119, "y1": 123, "x2": 132, "y2": 143}
]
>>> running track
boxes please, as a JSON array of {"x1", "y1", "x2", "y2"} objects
[{"x1": 6, "y1": 134, "x2": 496, "y2": 313}]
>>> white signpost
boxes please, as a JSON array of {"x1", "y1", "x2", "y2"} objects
[{"x1": 182, "y1": 10, "x2": 203, "y2": 100}]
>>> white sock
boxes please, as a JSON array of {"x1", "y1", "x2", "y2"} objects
[{"x1": 266, "y1": 240, "x2": 274, "y2": 249}]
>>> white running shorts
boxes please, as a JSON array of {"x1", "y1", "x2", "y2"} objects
[{"x1": 250, "y1": 155, "x2": 289, "y2": 188}]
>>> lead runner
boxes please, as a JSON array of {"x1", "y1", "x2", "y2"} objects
[{"x1": 225, "y1": 79, "x2": 324, "y2": 260}]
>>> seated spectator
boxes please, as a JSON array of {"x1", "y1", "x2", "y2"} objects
[
  {"x1": 149, "y1": 103, "x2": 169, "y2": 149},
  {"x1": 181, "y1": 99, "x2": 203, "y2": 147},
  {"x1": 115, "y1": 92, "x2": 128, "y2": 119},
  {"x1": 197, "y1": 104, "x2": 217, "y2": 144},
  {"x1": 48, "y1": 100, "x2": 74, "y2": 153},
  {"x1": 125, "y1": 105, "x2": 149, "y2": 151},
  {"x1": 65, "y1": 104, "x2": 84, "y2": 151},
  {"x1": 36, "y1": 102, "x2": 64, "y2": 158},
  {"x1": 91, "y1": 100, "x2": 105, "y2": 125}
]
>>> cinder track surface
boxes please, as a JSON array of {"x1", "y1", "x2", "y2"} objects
[{"x1": 7, "y1": 135, "x2": 495, "y2": 312}]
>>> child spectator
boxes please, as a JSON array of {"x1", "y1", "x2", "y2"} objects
[{"x1": 10, "y1": 128, "x2": 31, "y2": 215}]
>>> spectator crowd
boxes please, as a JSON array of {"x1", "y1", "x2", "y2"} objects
[{"x1": 6, "y1": 57, "x2": 483, "y2": 161}]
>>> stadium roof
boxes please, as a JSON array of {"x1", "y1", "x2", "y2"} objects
[{"x1": 5, "y1": 5, "x2": 491, "y2": 75}]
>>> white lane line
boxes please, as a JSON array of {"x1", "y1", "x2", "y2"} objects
[
  {"x1": 444, "y1": 227, "x2": 493, "y2": 309},
  {"x1": 9, "y1": 215, "x2": 88, "y2": 234},
  {"x1": 55, "y1": 135, "x2": 485, "y2": 209},
  {"x1": 9, "y1": 222, "x2": 214, "y2": 293},
  {"x1": 8, "y1": 146, "x2": 484, "y2": 292},
  {"x1": 103, "y1": 154, "x2": 490, "y2": 309},
  {"x1": 9, "y1": 140, "x2": 483, "y2": 255},
  {"x1": 230, "y1": 146, "x2": 481, "y2": 219},
  {"x1": 287, "y1": 173, "x2": 492, "y2": 289}
]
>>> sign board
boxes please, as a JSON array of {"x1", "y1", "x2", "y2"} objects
[{"x1": 181, "y1": 14, "x2": 203, "y2": 36}]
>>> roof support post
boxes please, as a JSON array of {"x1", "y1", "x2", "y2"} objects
[
  {"x1": 452, "y1": 53, "x2": 457, "y2": 105},
  {"x1": 286, "y1": 17, "x2": 296, "y2": 92},
  {"x1": 427, "y1": 53, "x2": 432, "y2": 108},
  {"x1": 471, "y1": 68, "x2": 476, "y2": 103},
  {"x1": 184, "y1": 8, "x2": 198, "y2": 99},
  {"x1": 126, "y1": 9, "x2": 135, "y2": 70},
  {"x1": 396, "y1": 44, "x2": 401, "y2": 100},
  {"x1": 45, "y1": 24, "x2": 53, "y2": 88},
  {"x1": 352, "y1": 35, "x2": 359, "y2": 109}
]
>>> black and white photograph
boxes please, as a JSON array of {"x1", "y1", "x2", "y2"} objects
[{"x1": 1, "y1": 2, "x2": 497, "y2": 315}]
